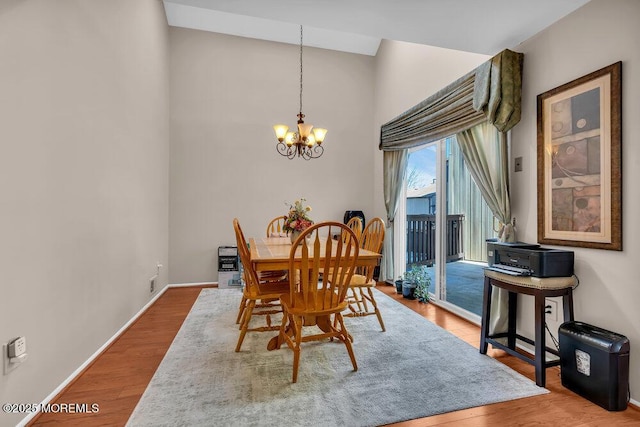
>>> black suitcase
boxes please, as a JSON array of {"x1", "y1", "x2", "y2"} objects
[{"x1": 559, "y1": 321, "x2": 630, "y2": 411}]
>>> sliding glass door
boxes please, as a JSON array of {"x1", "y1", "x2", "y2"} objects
[{"x1": 402, "y1": 137, "x2": 496, "y2": 321}]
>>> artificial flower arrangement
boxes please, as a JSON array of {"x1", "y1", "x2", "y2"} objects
[{"x1": 283, "y1": 198, "x2": 314, "y2": 234}]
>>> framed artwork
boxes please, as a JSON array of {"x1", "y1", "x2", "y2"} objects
[{"x1": 537, "y1": 62, "x2": 622, "y2": 250}]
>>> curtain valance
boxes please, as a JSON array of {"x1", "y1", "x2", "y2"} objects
[{"x1": 379, "y1": 49, "x2": 523, "y2": 151}]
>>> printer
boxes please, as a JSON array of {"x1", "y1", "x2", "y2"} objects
[{"x1": 486, "y1": 240, "x2": 574, "y2": 278}]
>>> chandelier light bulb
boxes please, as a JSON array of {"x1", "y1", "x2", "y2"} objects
[
  {"x1": 273, "y1": 125, "x2": 289, "y2": 142},
  {"x1": 306, "y1": 134, "x2": 316, "y2": 147},
  {"x1": 312, "y1": 128, "x2": 327, "y2": 145},
  {"x1": 285, "y1": 132, "x2": 296, "y2": 147},
  {"x1": 297, "y1": 122, "x2": 313, "y2": 139}
]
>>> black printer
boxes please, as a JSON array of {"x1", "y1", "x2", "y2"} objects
[{"x1": 486, "y1": 240, "x2": 574, "y2": 278}]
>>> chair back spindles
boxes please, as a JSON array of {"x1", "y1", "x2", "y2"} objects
[
  {"x1": 234, "y1": 219, "x2": 258, "y2": 288},
  {"x1": 290, "y1": 222, "x2": 359, "y2": 313},
  {"x1": 344, "y1": 216, "x2": 363, "y2": 243},
  {"x1": 361, "y1": 217, "x2": 384, "y2": 253},
  {"x1": 266, "y1": 215, "x2": 287, "y2": 237},
  {"x1": 357, "y1": 217, "x2": 385, "y2": 279}
]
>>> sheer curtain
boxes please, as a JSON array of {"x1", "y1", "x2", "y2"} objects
[
  {"x1": 381, "y1": 150, "x2": 408, "y2": 282},
  {"x1": 456, "y1": 122, "x2": 514, "y2": 337},
  {"x1": 456, "y1": 123, "x2": 514, "y2": 242}
]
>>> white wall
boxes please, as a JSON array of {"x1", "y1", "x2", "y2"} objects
[
  {"x1": 169, "y1": 28, "x2": 376, "y2": 283},
  {"x1": 511, "y1": 0, "x2": 640, "y2": 403},
  {"x1": 0, "y1": 1, "x2": 170, "y2": 425}
]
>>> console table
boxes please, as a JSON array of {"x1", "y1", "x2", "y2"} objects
[{"x1": 480, "y1": 269, "x2": 576, "y2": 387}]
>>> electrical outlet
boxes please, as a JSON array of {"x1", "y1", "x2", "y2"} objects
[
  {"x1": 545, "y1": 298, "x2": 558, "y2": 322},
  {"x1": 8, "y1": 337, "x2": 26, "y2": 358},
  {"x1": 4, "y1": 338, "x2": 28, "y2": 375},
  {"x1": 149, "y1": 263, "x2": 162, "y2": 294}
]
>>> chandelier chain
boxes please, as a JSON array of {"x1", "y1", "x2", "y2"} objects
[{"x1": 299, "y1": 25, "x2": 303, "y2": 116}]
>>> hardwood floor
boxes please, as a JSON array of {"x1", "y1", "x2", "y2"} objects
[
  {"x1": 29, "y1": 286, "x2": 207, "y2": 426},
  {"x1": 29, "y1": 284, "x2": 639, "y2": 426}
]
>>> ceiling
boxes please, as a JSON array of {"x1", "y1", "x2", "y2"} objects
[{"x1": 163, "y1": 0, "x2": 591, "y2": 56}]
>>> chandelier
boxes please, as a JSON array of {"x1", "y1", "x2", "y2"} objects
[{"x1": 273, "y1": 25, "x2": 327, "y2": 160}]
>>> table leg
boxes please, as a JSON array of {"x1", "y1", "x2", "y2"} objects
[
  {"x1": 479, "y1": 277, "x2": 492, "y2": 354},
  {"x1": 267, "y1": 315, "x2": 293, "y2": 351},
  {"x1": 507, "y1": 291, "x2": 517, "y2": 350},
  {"x1": 563, "y1": 291, "x2": 575, "y2": 322},
  {"x1": 534, "y1": 292, "x2": 546, "y2": 387}
]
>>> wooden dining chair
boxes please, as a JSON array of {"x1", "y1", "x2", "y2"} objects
[
  {"x1": 343, "y1": 216, "x2": 363, "y2": 243},
  {"x1": 344, "y1": 217, "x2": 386, "y2": 332},
  {"x1": 266, "y1": 215, "x2": 287, "y2": 237},
  {"x1": 233, "y1": 218, "x2": 290, "y2": 352},
  {"x1": 275, "y1": 221, "x2": 360, "y2": 383}
]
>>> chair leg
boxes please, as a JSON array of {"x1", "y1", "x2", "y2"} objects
[
  {"x1": 332, "y1": 312, "x2": 353, "y2": 342},
  {"x1": 335, "y1": 313, "x2": 358, "y2": 372},
  {"x1": 365, "y1": 287, "x2": 386, "y2": 332},
  {"x1": 235, "y1": 301, "x2": 255, "y2": 352},
  {"x1": 357, "y1": 288, "x2": 370, "y2": 312},
  {"x1": 349, "y1": 287, "x2": 366, "y2": 312},
  {"x1": 235, "y1": 294, "x2": 247, "y2": 324},
  {"x1": 291, "y1": 316, "x2": 303, "y2": 383},
  {"x1": 237, "y1": 299, "x2": 250, "y2": 331}
]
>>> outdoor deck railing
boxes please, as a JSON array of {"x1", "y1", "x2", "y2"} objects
[{"x1": 406, "y1": 214, "x2": 464, "y2": 267}]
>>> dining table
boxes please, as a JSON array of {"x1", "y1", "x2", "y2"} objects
[
  {"x1": 249, "y1": 236, "x2": 382, "y2": 273},
  {"x1": 248, "y1": 235, "x2": 382, "y2": 350}
]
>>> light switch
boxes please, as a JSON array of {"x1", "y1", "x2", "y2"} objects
[{"x1": 514, "y1": 156, "x2": 523, "y2": 172}]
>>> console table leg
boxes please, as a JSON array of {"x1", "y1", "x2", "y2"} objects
[
  {"x1": 534, "y1": 292, "x2": 546, "y2": 387},
  {"x1": 507, "y1": 291, "x2": 517, "y2": 349},
  {"x1": 563, "y1": 292, "x2": 575, "y2": 322},
  {"x1": 479, "y1": 277, "x2": 492, "y2": 354}
]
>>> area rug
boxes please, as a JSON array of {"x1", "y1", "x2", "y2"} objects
[{"x1": 127, "y1": 288, "x2": 547, "y2": 427}]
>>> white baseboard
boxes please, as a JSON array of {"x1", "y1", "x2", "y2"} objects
[{"x1": 169, "y1": 281, "x2": 217, "y2": 287}]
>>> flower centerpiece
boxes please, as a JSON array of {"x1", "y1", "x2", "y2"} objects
[{"x1": 283, "y1": 198, "x2": 314, "y2": 244}]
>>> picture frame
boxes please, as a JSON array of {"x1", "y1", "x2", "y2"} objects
[{"x1": 536, "y1": 62, "x2": 622, "y2": 250}]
